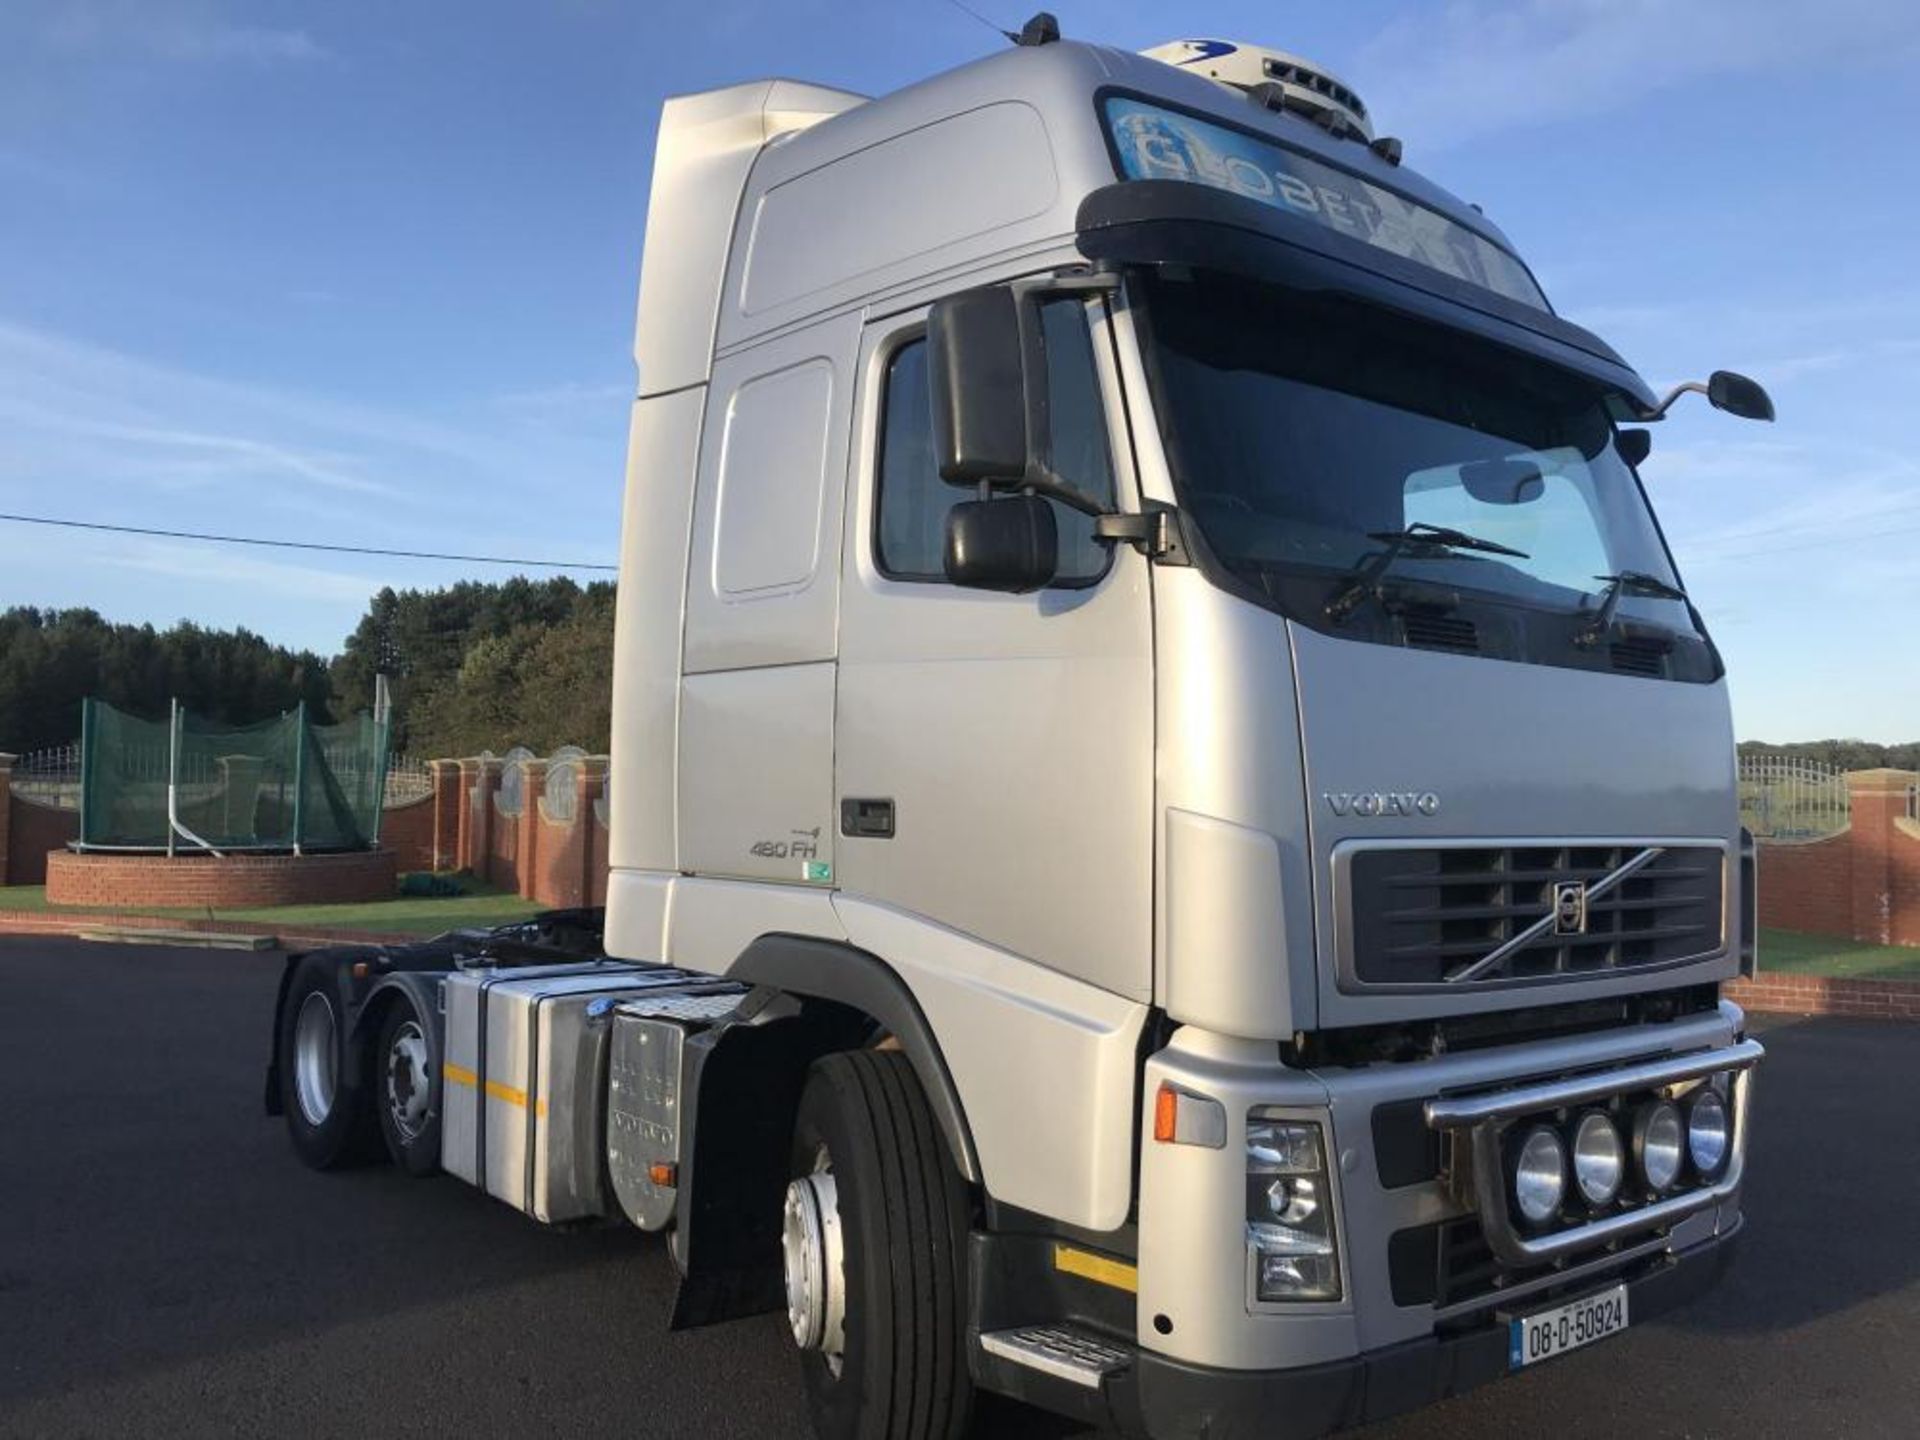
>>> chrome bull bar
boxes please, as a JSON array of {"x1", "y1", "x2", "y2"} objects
[{"x1": 1424, "y1": 1038, "x2": 1764, "y2": 1267}]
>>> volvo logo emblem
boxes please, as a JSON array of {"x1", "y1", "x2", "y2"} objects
[
  {"x1": 1552, "y1": 881, "x2": 1589, "y2": 936},
  {"x1": 1323, "y1": 791, "x2": 1441, "y2": 818}
]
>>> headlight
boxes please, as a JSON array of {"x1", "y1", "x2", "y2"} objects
[
  {"x1": 1687, "y1": 1085, "x2": 1730, "y2": 1178},
  {"x1": 1512, "y1": 1124, "x2": 1567, "y2": 1225},
  {"x1": 1246, "y1": 1115, "x2": 1339, "y2": 1302},
  {"x1": 1633, "y1": 1100, "x2": 1685, "y2": 1192},
  {"x1": 1571, "y1": 1111, "x2": 1625, "y2": 1207}
]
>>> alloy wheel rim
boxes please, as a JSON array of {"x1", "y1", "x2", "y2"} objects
[
  {"x1": 386, "y1": 1019, "x2": 432, "y2": 1141},
  {"x1": 781, "y1": 1148, "x2": 846, "y2": 1376},
  {"x1": 292, "y1": 992, "x2": 338, "y2": 1127}
]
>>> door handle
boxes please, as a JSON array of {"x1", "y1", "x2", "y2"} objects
[{"x1": 840, "y1": 798, "x2": 895, "y2": 839}]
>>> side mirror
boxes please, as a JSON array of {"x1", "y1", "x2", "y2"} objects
[
  {"x1": 926, "y1": 280, "x2": 1109, "y2": 514},
  {"x1": 927, "y1": 287, "x2": 1031, "y2": 487},
  {"x1": 1617, "y1": 429, "x2": 1651, "y2": 467},
  {"x1": 1708, "y1": 370, "x2": 1775, "y2": 422},
  {"x1": 944, "y1": 495, "x2": 1058, "y2": 593},
  {"x1": 1646, "y1": 370, "x2": 1777, "y2": 423}
]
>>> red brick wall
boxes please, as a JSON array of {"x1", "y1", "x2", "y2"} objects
[
  {"x1": 526, "y1": 766, "x2": 607, "y2": 909},
  {"x1": 380, "y1": 795, "x2": 435, "y2": 874},
  {"x1": 532, "y1": 809, "x2": 575, "y2": 906},
  {"x1": 1756, "y1": 769, "x2": 1920, "y2": 947},
  {"x1": 1756, "y1": 833, "x2": 1853, "y2": 938},
  {"x1": 487, "y1": 792, "x2": 520, "y2": 893},
  {"x1": 430, "y1": 760, "x2": 461, "y2": 871},
  {"x1": 588, "y1": 804, "x2": 609, "y2": 906},
  {"x1": 45, "y1": 848, "x2": 395, "y2": 908},
  {"x1": 7, "y1": 796, "x2": 79, "y2": 887},
  {"x1": 1727, "y1": 972, "x2": 1920, "y2": 1020},
  {"x1": 1895, "y1": 820, "x2": 1920, "y2": 947}
]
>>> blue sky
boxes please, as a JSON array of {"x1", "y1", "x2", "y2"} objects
[{"x1": 3, "y1": 0, "x2": 1918, "y2": 741}]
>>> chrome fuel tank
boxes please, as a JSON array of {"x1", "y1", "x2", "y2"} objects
[{"x1": 441, "y1": 962, "x2": 698, "y2": 1222}]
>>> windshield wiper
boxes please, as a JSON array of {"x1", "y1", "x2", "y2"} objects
[
  {"x1": 1575, "y1": 570, "x2": 1689, "y2": 647},
  {"x1": 1327, "y1": 523, "x2": 1530, "y2": 622}
]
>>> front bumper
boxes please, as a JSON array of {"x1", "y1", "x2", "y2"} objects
[{"x1": 1130, "y1": 1223, "x2": 1739, "y2": 1440}]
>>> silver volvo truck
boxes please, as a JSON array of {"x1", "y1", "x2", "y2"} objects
[{"x1": 269, "y1": 25, "x2": 1774, "y2": 1439}]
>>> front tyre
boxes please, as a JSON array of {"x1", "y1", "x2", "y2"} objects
[
  {"x1": 375, "y1": 995, "x2": 442, "y2": 1176},
  {"x1": 785, "y1": 1050, "x2": 973, "y2": 1440},
  {"x1": 276, "y1": 955, "x2": 378, "y2": 1169}
]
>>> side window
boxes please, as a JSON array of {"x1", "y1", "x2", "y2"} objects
[{"x1": 875, "y1": 298, "x2": 1117, "y2": 584}]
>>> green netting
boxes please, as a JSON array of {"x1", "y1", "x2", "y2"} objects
[{"x1": 79, "y1": 699, "x2": 390, "y2": 851}]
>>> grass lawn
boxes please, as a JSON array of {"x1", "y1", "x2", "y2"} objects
[
  {"x1": 0, "y1": 880, "x2": 544, "y2": 937},
  {"x1": 1760, "y1": 928, "x2": 1920, "y2": 981}
]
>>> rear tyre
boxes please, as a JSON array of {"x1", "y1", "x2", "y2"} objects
[
  {"x1": 276, "y1": 956, "x2": 379, "y2": 1169},
  {"x1": 375, "y1": 995, "x2": 442, "y2": 1177},
  {"x1": 785, "y1": 1050, "x2": 973, "y2": 1440}
]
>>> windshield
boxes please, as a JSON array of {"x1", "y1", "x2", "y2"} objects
[{"x1": 1137, "y1": 270, "x2": 1702, "y2": 655}]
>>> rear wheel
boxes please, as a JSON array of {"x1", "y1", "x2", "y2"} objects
[
  {"x1": 784, "y1": 1050, "x2": 973, "y2": 1440},
  {"x1": 376, "y1": 996, "x2": 442, "y2": 1176},
  {"x1": 277, "y1": 956, "x2": 378, "y2": 1169}
]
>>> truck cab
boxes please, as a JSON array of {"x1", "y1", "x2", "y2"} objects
[
  {"x1": 601, "y1": 29, "x2": 1767, "y2": 1436},
  {"x1": 274, "y1": 26, "x2": 1769, "y2": 1440}
]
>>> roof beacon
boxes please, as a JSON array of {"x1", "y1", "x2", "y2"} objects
[{"x1": 1140, "y1": 38, "x2": 1373, "y2": 142}]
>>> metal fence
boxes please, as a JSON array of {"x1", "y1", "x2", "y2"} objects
[
  {"x1": 1738, "y1": 755, "x2": 1851, "y2": 840},
  {"x1": 11, "y1": 742, "x2": 82, "y2": 808},
  {"x1": 15, "y1": 740, "x2": 430, "y2": 814},
  {"x1": 384, "y1": 753, "x2": 434, "y2": 806}
]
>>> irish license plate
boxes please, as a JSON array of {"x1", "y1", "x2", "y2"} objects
[{"x1": 1508, "y1": 1285, "x2": 1629, "y2": 1368}]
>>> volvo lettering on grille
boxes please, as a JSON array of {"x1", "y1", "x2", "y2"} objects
[{"x1": 1324, "y1": 791, "x2": 1440, "y2": 818}]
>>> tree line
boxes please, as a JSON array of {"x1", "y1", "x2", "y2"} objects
[
  {"x1": 9, "y1": 587, "x2": 1912, "y2": 769},
  {"x1": 1, "y1": 576, "x2": 614, "y2": 760},
  {"x1": 0, "y1": 607, "x2": 335, "y2": 754},
  {"x1": 331, "y1": 577, "x2": 613, "y2": 757}
]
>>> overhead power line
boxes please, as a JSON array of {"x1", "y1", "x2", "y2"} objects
[{"x1": 0, "y1": 512, "x2": 618, "y2": 572}]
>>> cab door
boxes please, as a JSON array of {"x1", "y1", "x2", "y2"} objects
[
  {"x1": 832, "y1": 295, "x2": 1154, "y2": 1001},
  {"x1": 677, "y1": 314, "x2": 859, "y2": 889}
]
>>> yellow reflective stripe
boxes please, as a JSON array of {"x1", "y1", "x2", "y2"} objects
[
  {"x1": 441, "y1": 1064, "x2": 543, "y2": 1115},
  {"x1": 1053, "y1": 1243, "x2": 1138, "y2": 1294}
]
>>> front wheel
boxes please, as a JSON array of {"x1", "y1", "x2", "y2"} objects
[{"x1": 784, "y1": 1050, "x2": 973, "y2": 1440}]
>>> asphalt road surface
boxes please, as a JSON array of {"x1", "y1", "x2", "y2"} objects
[{"x1": 1, "y1": 936, "x2": 1914, "y2": 1438}]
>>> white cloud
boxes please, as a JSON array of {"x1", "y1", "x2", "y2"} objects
[
  {"x1": 106, "y1": 540, "x2": 381, "y2": 604},
  {"x1": 0, "y1": 317, "x2": 508, "y2": 499},
  {"x1": 152, "y1": 24, "x2": 326, "y2": 64},
  {"x1": 34, "y1": 3, "x2": 329, "y2": 65},
  {"x1": 493, "y1": 380, "x2": 633, "y2": 425},
  {"x1": 1355, "y1": 0, "x2": 1920, "y2": 150}
]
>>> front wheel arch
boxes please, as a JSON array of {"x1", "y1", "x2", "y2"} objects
[{"x1": 728, "y1": 934, "x2": 981, "y2": 1185}]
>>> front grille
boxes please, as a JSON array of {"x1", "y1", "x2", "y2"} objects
[
  {"x1": 1438, "y1": 1216, "x2": 1517, "y2": 1306},
  {"x1": 1345, "y1": 844, "x2": 1724, "y2": 987},
  {"x1": 1392, "y1": 1215, "x2": 1658, "y2": 1310}
]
